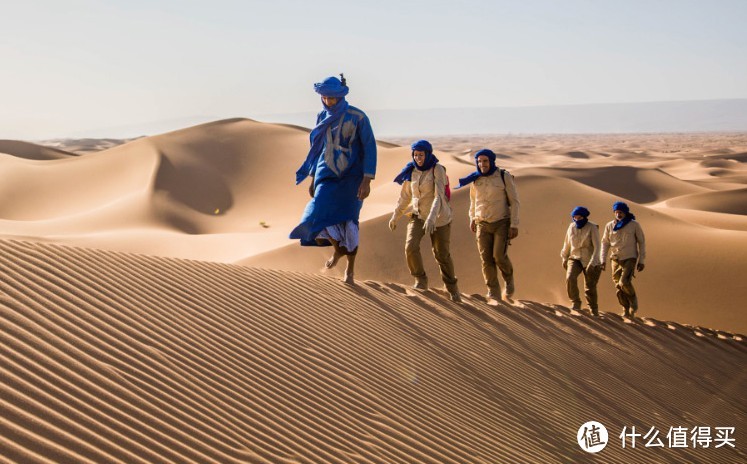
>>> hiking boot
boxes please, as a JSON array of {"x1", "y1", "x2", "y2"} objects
[
  {"x1": 621, "y1": 308, "x2": 631, "y2": 318},
  {"x1": 591, "y1": 308, "x2": 599, "y2": 317},
  {"x1": 449, "y1": 292, "x2": 462, "y2": 303},
  {"x1": 413, "y1": 279, "x2": 428, "y2": 290},
  {"x1": 486, "y1": 289, "x2": 501, "y2": 301},
  {"x1": 503, "y1": 278, "x2": 515, "y2": 299},
  {"x1": 630, "y1": 308, "x2": 638, "y2": 318},
  {"x1": 571, "y1": 302, "x2": 582, "y2": 310}
]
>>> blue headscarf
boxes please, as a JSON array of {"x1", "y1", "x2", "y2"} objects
[
  {"x1": 612, "y1": 201, "x2": 636, "y2": 231},
  {"x1": 571, "y1": 206, "x2": 590, "y2": 229},
  {"x1": 456, "y1": 149, "x2": 498, "y2": 188},
  {"x1": 295, "y1": 76, "x2": 350, "y2": 184},
  {"x1": 393, "y1": 140, "x2": 440, "y2": 184},
  {"x1": 314, "y1": 76, "x2": 350, "y2": 98}
]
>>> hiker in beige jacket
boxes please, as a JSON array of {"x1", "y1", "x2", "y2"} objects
[
  {"x1": 600, "y1": 201, "x2": 647, "y2": 317},
  {"x1": 456, "y1": 149, "x2": 520, "y2": 301},
  {"x1": 560, "y1": 206, "x2": 602, "y2": 315},
  {"x1": 389, "y1": 140, "x2": 460, "y2": 302}
]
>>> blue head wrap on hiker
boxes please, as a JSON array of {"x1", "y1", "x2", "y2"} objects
[
  {"x1": 295, "y1": 76, "x2": 350, "y2": 184},
  {"x1": 314, "y1": 76, "x2": 349, "y2": 98},
  {"x1": 571, "y1": 206, "x2": 590, "y2": 229},
  {"x1": 456, "y1": 149, "x2": 498, "y2": 188},
  {"x1": 612, "y1": 201, "x2": 636, "y2": 231},
  {"x1": 393, "y1": 140, "x2": 440, "y2": 184}
]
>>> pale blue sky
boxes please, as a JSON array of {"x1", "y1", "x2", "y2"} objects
[{"x1": 1, "y1": 0, "x2": 746, "y2": 139}]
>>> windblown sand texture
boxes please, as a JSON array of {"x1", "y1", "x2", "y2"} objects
[
  {"x1": 0, "y1": 239, "x2": 744, "y2": 463},
  {"x1": 1, "y1": 123, "x2": 746, "y2": 337}
]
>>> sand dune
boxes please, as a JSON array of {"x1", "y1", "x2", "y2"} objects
[
  {"x1": 1, "y1": 119, "x2": 416, "y2": 261},
  {"x1": 709, "y1": 151, "x2": 747, "y2": 163},
  {"x1": 665, "y1": 188, "x2": 747, "y2": 215},
  {"x1": 1, "y1": 123, "x2": 746, "y2": 335},
  {"x1": 37, "y1": 138, "x2": 137, "y2": 154},
  {"x1": 0, "y1": 239, "x2": 744, "y2": 463},
  {"x1": 1, "y1": 124, "x2": 746, "y2": 462},
  {"x1": 1, "y1": 119, "x2": 326, "y2": 260},
  {"x1": 516, "y1": 165, "x2": 708, "y2": 203},
  {"x1": 245, "y1": 174, "x2": 747, "y2": 333},
  {"x1": 0, "y1": 140, "x2": 78, "y2": 160}
]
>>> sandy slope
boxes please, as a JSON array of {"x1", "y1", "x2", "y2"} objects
[
  {"x1": 1, "y1": 123, "x2": 746, "y2": 334},
  {"x1": 0, "y1": 239, "x2": 744, "y2": 463}
]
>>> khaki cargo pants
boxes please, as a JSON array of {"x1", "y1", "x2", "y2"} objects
[
  {"x1": 611, "y1": 258, "x2": 638, "y2": 311},
  {"x1": 476, "y1": 218, "x2": 514, "y2": 296},
  {"x1": 405, "y1": 216, "x2": 458, "y2": 292},
  {"x1": 566, "y1": 259, "x2": 602, "y2": 311}
]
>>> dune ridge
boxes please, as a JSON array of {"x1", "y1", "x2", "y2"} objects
[
  {"x1": 0, "y1": 239, "x2": 744, "y2": 463},
  {"x1": 1, "y1": 123, "x2": 746, "y2": 334},
  {"x1": 0, "y1": 140, "x2": 78, "y2": 160}
]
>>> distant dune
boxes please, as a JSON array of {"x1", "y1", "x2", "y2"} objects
[
  {"x1": 666, "y1": 187, "x2": 747, "y2": 215},
  {"x1": 0, "y1": 239, "x2": 744, "y2": 463},
  {"x1": 1, "y1": 121, "x2": 746, "y2": 336},
  {"x1": 0, "y1": 140, "x2": 78, "y2": 160}
]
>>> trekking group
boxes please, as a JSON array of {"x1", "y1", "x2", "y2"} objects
[{"x1": 292, "y1": 75, "x2": 646, "y2": 317}]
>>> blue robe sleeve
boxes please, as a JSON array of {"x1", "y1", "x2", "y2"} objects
[{"x1": 359, "y1": 115, "x2": 377, "y2": 178}]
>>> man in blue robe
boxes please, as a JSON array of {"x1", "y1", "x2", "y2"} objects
[{"x1": 290, "y1": 75, "x2": 377, "y2": 284}]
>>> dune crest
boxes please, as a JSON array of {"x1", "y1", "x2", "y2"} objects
[
  {"x1": 1, "y1": 125, "x2": 746, "y2": 334},
  {"x1": 0, "y1": 140, "x2": 78, "y2": 160}
]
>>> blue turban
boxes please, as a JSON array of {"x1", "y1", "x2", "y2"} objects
[
  {"x1": 571, "y1": 206, "x2": 590, "y2": 229},
  {"x1": 456, "y1": 149, "x2": 498, "y2": 188},
  {"x1": 612, "y1": 202, "x2": 629, "y2": 213},
  {"x1": 314, "y1": 76, "x2": 349, "y2": 98},
  {"x1": 612, "y1": 201, "x2": 636, "y2": 230},
  {"x1": 411, "y1": 139, "x2": 432, "y2": 153},
  {"x1": 571, "y1": 206, "x2": 590, "y2": 217},
  {"x1": 393, "y1": 140, "x2": 439, "y2": 184}
]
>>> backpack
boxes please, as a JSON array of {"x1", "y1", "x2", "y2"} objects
[{"x1": 428, "y1": 164, "x2": 452, "y2": 202}]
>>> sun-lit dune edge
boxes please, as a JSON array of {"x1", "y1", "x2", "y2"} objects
[{"x1": 0, "y1": 239, "x2": 744, "y2": 463}]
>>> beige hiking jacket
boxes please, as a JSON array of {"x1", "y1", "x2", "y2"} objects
[
  {"x1": 601, "y1": 220, "x2": 646, "y2": 264},
  {"x1": 392, "y1": 164, "x2": 452, "y2": 227},
  {"x1": 560, "y1": 221, "x2": 602, "y2": 268},
  {"x1": 468, "y1": 169, "x2": 520, "y2": 227}
]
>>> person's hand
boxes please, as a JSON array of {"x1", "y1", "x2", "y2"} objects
[
  {"x1": 358, "y1": 177, "x2": 372, "y2": 200},
  {"x1": 508, "y1": 227, "x2": 519, "y2": 240},
  {"x1": 637, "y1": 262, "x2": 645, "y2": 272},
  {"x1": 388, "y1": 214, "x2": 397, "y2": 232},
  {"x1": 424, "y1": 217, "x2": 436, "y2": 236},
  {"x1": 308, "y1": 180, "x2": 315, "y2": 198},
  {"x1": 562, "y1": 259, "x2": 568, "y2": 270},
  {"x1": 470, "y1": 219, "x2": 477, "y2": 233}
]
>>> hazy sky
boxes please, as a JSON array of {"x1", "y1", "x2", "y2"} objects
[{"x1": 2, "y1": 0, "x2": 746, "y2": 139}]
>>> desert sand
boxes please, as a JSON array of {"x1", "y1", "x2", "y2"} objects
[
  {"x1": 2, "y1": 122, "x2": 746, "y2": 333},
  {"x1": 0, "y1": 239, "x2": 744, "y2": 463},
  {"x1": 0, "y1": 121, "x2": 746, "y2": 462}
]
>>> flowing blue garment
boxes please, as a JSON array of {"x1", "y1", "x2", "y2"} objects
[
  {"x1": 290, "y1": 104, "x2": 377, "y2": 247},
  {"x1": 296, "y1": 98, "x2": 350, "y2": 184}
]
